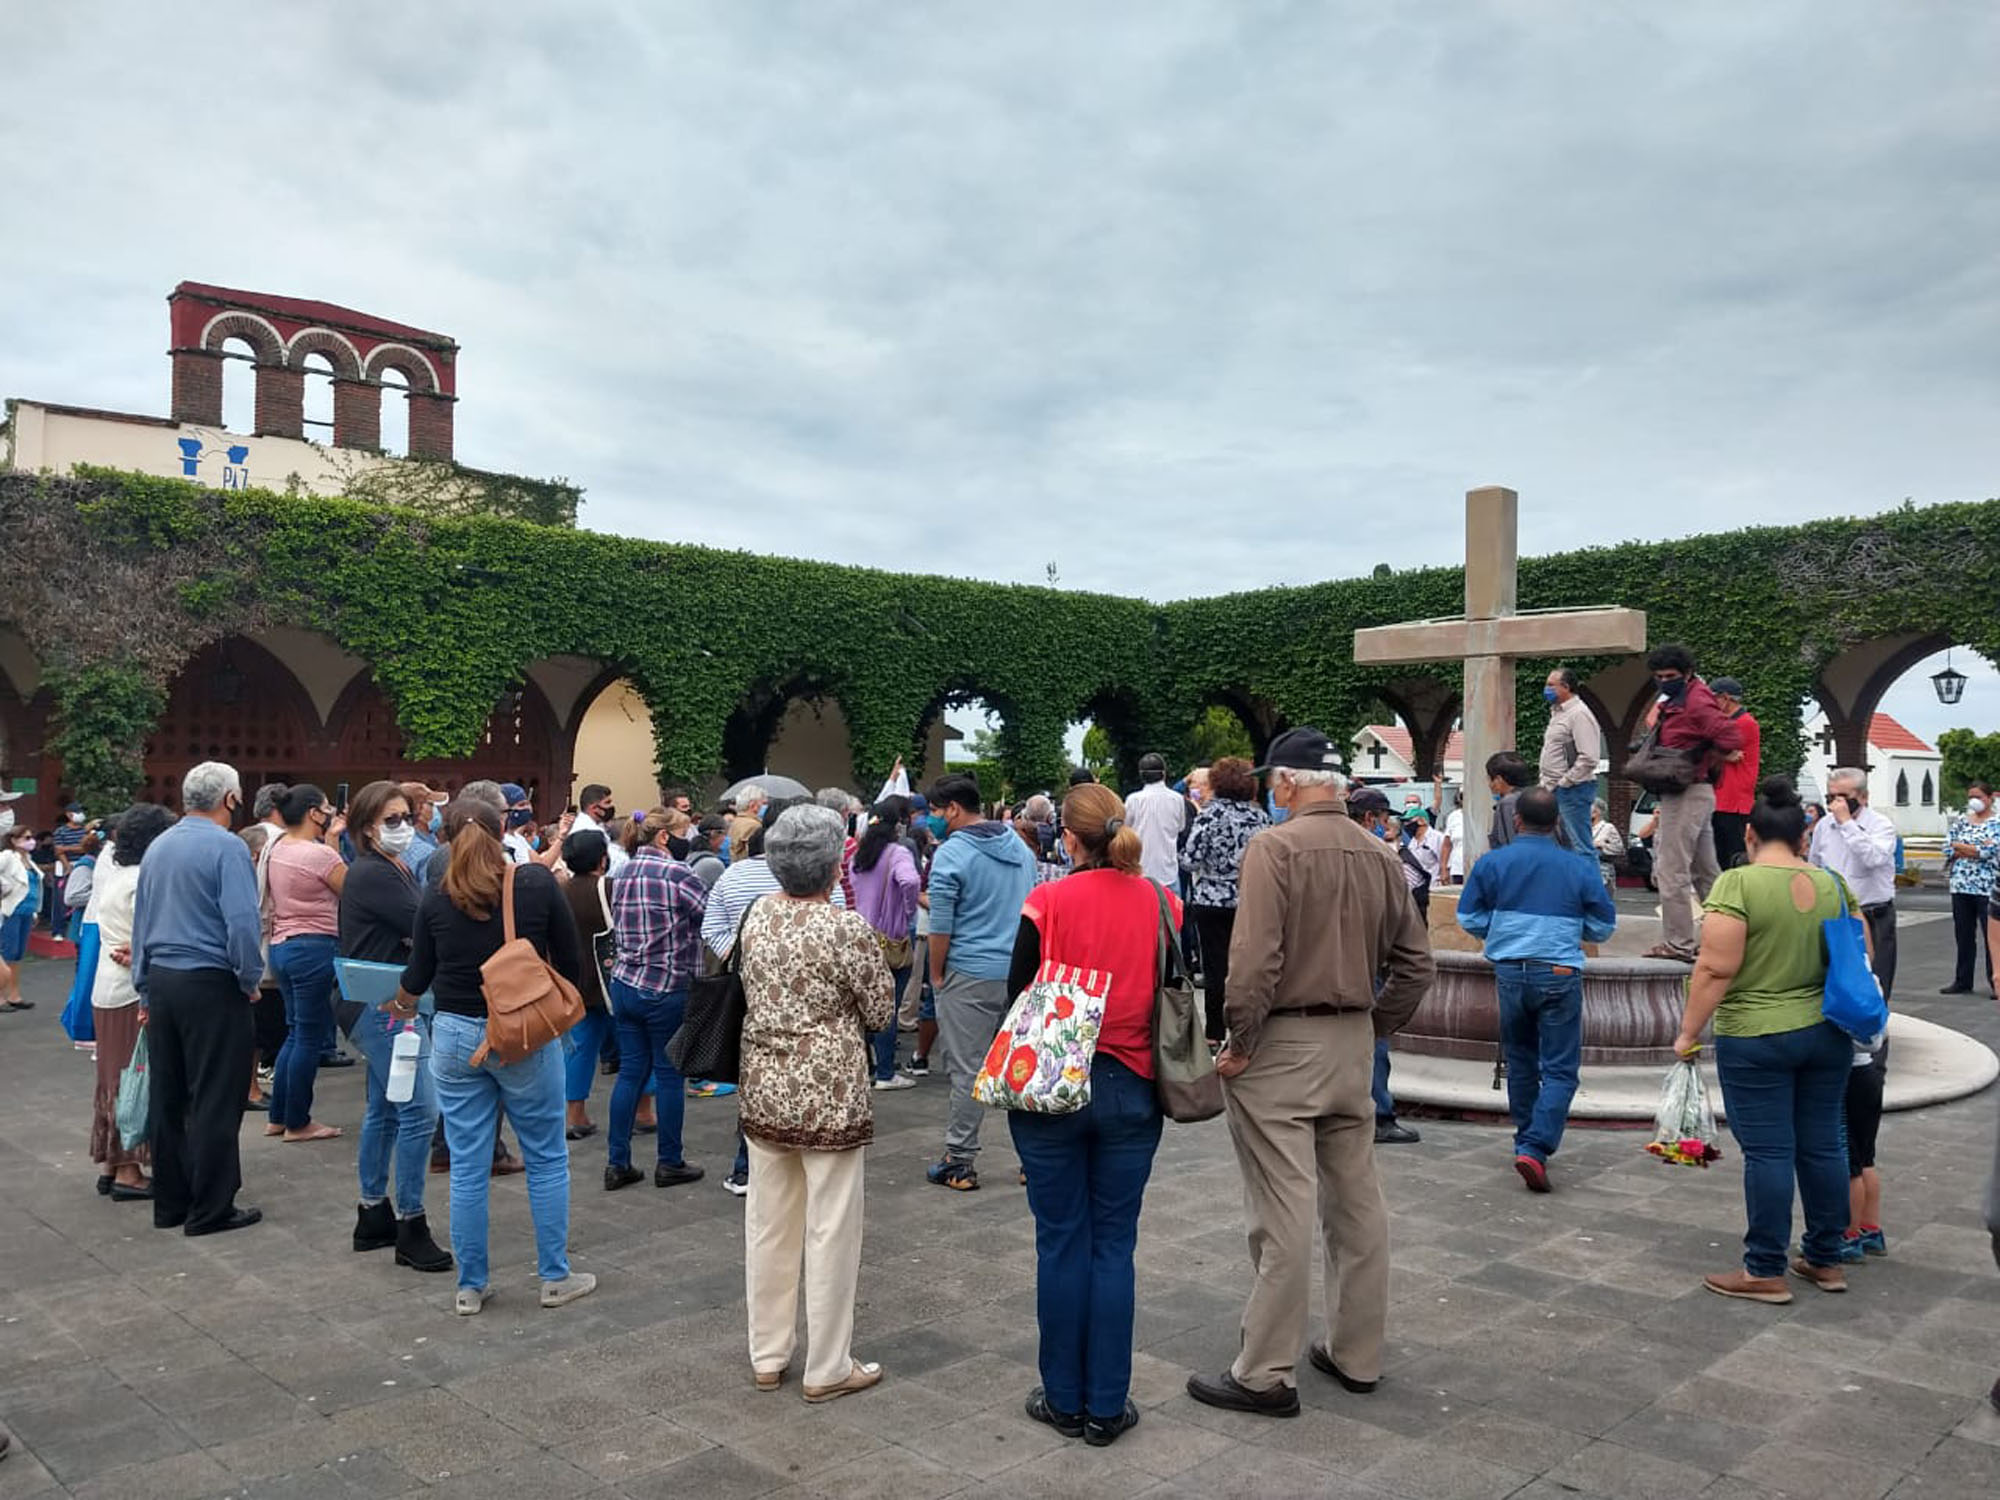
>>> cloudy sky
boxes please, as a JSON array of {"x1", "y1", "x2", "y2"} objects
[{"x1": 4, "y1": 2, "x2": 1996, "y2": 742}]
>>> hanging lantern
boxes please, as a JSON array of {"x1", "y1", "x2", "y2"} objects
[{"x1": 1932, "y1": 658, "x2": 1968, "y2": 705}]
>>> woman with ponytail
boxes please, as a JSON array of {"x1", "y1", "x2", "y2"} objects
[{"x1": 1005, "y1": 782, "x2": 1179, "y2": 1448}]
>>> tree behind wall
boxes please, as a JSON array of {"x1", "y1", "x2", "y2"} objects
[{"x1": 1937, "y1": 728, "x2": 2000, "y2": 807}]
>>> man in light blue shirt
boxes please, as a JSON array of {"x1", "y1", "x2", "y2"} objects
[
  {"x1": 132, "y1": 761, "x2": 265, "y2": 1237},
  {"x1": 1458, "y1": 787, "x2": 1616, "y2": 1195},
  {"x1": 924, "y1": 772, "x2": 1036, "y2": 1192}
]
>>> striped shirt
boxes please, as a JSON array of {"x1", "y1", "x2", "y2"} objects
[
  {"x1": 609, "y1": 847, "x2": 709, "y2": 995},
  {"x1": 701, "y1": 856, "x2": 846, "y2": 958}
]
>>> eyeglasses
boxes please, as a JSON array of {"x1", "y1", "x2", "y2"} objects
[{"x1": 380, "y1": 812, "x2": 411, "y2": 828}]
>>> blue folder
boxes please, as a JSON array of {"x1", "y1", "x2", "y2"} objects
[{"x1": 333, "y1": 958, "x2": 433, "y2": 1016}]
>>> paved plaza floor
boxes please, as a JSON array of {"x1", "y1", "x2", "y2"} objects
[{"x1": 3, "y1": 901, "x2": 1998, "y2": 1499}]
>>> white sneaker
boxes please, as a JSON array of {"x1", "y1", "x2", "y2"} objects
[
  {"x1": 872, "y1": 1074, "x2": 917, "y2": 1092},
  {"x1": 540, "y1": 1271, "x2": 598, "y2": 1309},
  {"x1": 454, "y1": 1286, "x2": 493, "y2": 1316}
]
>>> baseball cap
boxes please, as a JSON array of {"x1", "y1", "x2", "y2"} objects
[
  {"x1": 1255, "y1": 727, "x2": 1344, "y2": 775},
  {"x1": 499, "y1": 782, "x2": 529, "y2": 805},
  {"x1": 1347, "y1": 787, "x2": 1392, "y2": 815},
  {"x1": 908, "y1": 793, "x2": 929, "y2": 813},
  {"x1": 1709, "y1": 677, "x2": 1744, "y2": 698},
  {"x1": 1139, "y1": 752, "x2": 1167, "y2": 776}
]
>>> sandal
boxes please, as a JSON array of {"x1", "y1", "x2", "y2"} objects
[
  {"x1": 1641, "y1": 944, "x2": 1695, "y2": 963},
  {"x1": 803, "y1": 1360, "x2": 882, "y2": 1404},
  {"x1": 753, "y1": 1366, "x2": 787, "y2": 1392},
  {"x1": 284, "y1": 1124, "x2": 344, "y2": 1143}
]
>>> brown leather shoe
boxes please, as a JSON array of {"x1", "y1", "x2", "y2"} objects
[
  {"x1": 1789, "y1": 1257, "x2": 1847, "y2": 1294},
  {"x1": 1702, "y1": 1270, "x2": 1794, "y2": 1304}
]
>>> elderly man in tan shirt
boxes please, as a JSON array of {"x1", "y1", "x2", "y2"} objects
[{"x1": 1187, "y1": 728, "x2": 1434, "y2": 1419}]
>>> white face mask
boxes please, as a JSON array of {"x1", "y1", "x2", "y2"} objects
[
  {"x1": 377, "y1": 821, "x2": 416, "y2": 856},
  {"x1": 0, "y1": 811, "x2": 14, "y2": 837},
  {"x1": 1971, "y1": 798, "x2": 1989, "y2": 815}
]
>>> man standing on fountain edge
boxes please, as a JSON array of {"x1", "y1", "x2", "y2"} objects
[{"x1": 1187, "y1": 728, "x2": 1433, "y2": 1419}]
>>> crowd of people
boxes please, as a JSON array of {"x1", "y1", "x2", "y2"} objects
[{"x1": 14, "y1": 647, "x2": 1998, "y2": 1444}]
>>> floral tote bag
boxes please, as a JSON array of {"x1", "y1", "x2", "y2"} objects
[{"x1": 971, "y1": 962, "x2": 1109, "y2": 1114}]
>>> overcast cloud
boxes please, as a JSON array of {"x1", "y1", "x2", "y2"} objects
[{"x1": 4, "y1": 4, "x2": 1995, "y2": 650}]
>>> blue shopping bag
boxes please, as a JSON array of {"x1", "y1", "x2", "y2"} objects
[
  {"x1": 115, "y1": 1028, "x2": 150, "y2": 1150},
  {"x1": 61, "y1": 922, "x2": 100, "y2": 1043},
  {"x1": 1821, "y1": 877, "x2": 1889, "y2": 1045}
]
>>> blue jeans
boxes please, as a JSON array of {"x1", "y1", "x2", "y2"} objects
[
  {"x1": 1715, "y1": 1021, "x2": 1852, "y2": 1278},
  {"x1": 429, "y1": 1012, "x2": 570, "y2": 1290},
  {"x1": 1371, "y1": 1039, "x2": 1396, "y2": 1124},
  {"x1": 1554, "y1": 783, "x2": 1596, "y2": 861},
  {"x1": 608, "y1": 979, "x2": 688, "y2": 1169},
  {"x1": 345, "y1": 1006, "x2": 437, "y2": 1218},
  {"x1": 0, "y1": 905, "x2": 32, "y2": 961},
  {"x1": 268, "y1": 935, "x2": 337, "y2": 1131},
  {"x1": 565, "y1": 1010, "x2": 655, "y2": 1106},
  {"x1": 1007, "y1": 1055, "x2": 1164, "y2": 1419},
  {"x1": 1495, "y1": 961, "x2": 1584, "y2": 1162},
  {"x1": 871, "y1": 966, "x2": 912, "y2": 1081}
]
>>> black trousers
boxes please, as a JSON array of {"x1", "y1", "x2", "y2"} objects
[
  {"x1": 1190, "y1": 904, "x2": 1236, "y2": 1043},
  {"x1": 146, "y1": 966, "x2": 253, "y2": 1232},
  {"x1": 1861, "y1": 901, "x2": 1898, "y2": 1004},
  {"x1": 1950, "y1": 892, "x2": 1993, "y2": 991},
  {"x1": 252, "y1": 982, "x2": 288, "y2": 1066},
  {"x1": 1711, "y1": 811, "x2": 1749, "y2": 870}
]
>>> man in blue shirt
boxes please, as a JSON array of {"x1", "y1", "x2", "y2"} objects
[
  {"x1": 132, "y1": 761, "x2": 266, "y2": 1236},
  {"x1": 924, "y1": 772, "x2": 1036, "y2": 1191},
  {"x1": 1457, "y1": 787, "x2": 1616, "y2": 1194}
]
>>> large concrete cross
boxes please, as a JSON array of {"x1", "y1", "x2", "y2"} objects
[{"x1": 1352, "y1": 486, "x2": 1647, "y2": 871}]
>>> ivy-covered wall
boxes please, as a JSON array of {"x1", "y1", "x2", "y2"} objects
[{"x1": 4, "y1": 467, "x2": 1996, "y2": 811}]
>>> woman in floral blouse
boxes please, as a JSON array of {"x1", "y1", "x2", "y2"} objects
[
  {"x1": 1944, "y1": 781, "x2": 1999, "y2": 995},
  {"x1": 737, "y1": 804, "x2": 895, "y2": 1404},
  {"x1": 1180, "y1": 756, "x2": 1270, "y2": 1042}
]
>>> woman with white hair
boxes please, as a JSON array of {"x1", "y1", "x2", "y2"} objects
[{"x1": 738, "y1": 804, "x2": 894, "y2": 1402}]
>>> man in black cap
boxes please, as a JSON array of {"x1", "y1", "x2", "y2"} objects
[
  {"x1": 1188, "y1": 728, "x2": 1433, "y2": 1419},
  {"x1": 1708, "y1": 677, "x2": 1759, "y2": 871}
]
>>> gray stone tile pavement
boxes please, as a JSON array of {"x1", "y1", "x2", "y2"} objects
[{"x1": 1, "y1": 914, "x2": 1996, "y2": 1498}]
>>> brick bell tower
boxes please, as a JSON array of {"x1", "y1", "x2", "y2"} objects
[{"x1": 167, "y1": 281, "x2": 459, "y2": 458}]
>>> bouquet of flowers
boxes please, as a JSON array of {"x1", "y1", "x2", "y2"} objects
[{"x1": 1645, "y1": 1056, "x2": 1722, "y2": 1167}]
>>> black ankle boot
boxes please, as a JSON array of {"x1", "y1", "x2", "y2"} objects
[
  {"x1": 394, "y1": 1213, "x2": 454, "y2": 1273},
  {"x1": 353, "y1": 1199, "x2": 396, "y2": 1253}
]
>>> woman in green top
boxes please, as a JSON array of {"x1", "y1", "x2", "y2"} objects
[{"x1": 1674, "y1": 777, "x2": 1863, "y2": 1304}]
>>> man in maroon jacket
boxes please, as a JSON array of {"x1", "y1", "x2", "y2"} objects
[{"x1": 1641, "y1": 644, "x2": 1743, "y2": 961}]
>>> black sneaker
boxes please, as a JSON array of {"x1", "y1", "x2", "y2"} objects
[
  {"x1": 1025, "y1": 1387, "x2": 1084, "y2": 1439},
  {"x1": 603, "y1": 1164, "x2": 645, "y2": 1192},
  {"x1": 1374, "y1": 1121, "x2": 1422, "y2": 1145},
  {"x1": 904, "y1": 1055, "x2": 930, "y2": 1077},
  {"x1": 1084, "y1": 1400, "x2": 1140, "y2": 1447},
  {"x1": 722, "y1": 1171, "x2": 749, "y2": 1197},
  {"x1": 654, "y1": 1162, "x2": 704, "y2": 1189}
]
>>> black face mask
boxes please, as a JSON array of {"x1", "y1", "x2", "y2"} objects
[{"x1": 1655, "y1": 676, "x2": 1689, "y2": 700}]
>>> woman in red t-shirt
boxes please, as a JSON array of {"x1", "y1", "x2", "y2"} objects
[{"x1": 1006, "y1": 782, "x2": 1179, "y2": 1448}]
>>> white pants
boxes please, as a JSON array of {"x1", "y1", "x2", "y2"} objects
[{"x1": 744, "y1": 1137, "x2": 866, "y2": 1389}]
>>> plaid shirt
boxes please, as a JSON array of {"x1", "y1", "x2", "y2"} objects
[{"x1": 609, "y1": 846, "x2": 709, "y2": 995}]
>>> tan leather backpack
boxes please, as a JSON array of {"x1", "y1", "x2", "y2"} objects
[{"x1": 472, "y1": 864, "x2": 584, "y2": 1066}]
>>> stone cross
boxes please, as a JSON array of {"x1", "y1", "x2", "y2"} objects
[{"x1": 1352, "y1": 486, "x2": 1647, "y2": 872}]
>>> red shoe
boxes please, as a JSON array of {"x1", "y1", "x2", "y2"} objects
[{"x1": 1514, "y1": 1155, "x2": 1551, "y2": 1194}]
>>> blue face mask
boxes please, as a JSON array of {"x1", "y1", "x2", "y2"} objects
[
  {"x1": 1542, "y1": 687, "x2": 1560, "y2": 703},
  {"x1": 925, "y1": 814, "x2": 948, "y2": 839},
  {"x1": 506, "y1": 806, "x2": 534, "y2": 830},
  {"x1": 428, "y1": 807, "x2": 442, "y2": 835}
]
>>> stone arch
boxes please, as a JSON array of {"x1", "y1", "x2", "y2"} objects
[
  {"x1": 326, "y1": 669, "x2": 566, "y2": 810},
  {"x1": 567, "y1": 666, "x2": 662, "y2": 813},
  {"x1": 362, "y1": 342, "x2": 441, "y2": 394},
  {"x1": 1814, "y1": 631, "x2": 1969, "y2": 769},
  {"x1": 285, "y1": 326, "x2": 363, "y2": 381},
  {"x1": 1371, "y1": 674, "x2": 1458, "y2": 780},
  {"x1": 199, "y1": 310, "x2": 285, "y2": 365},
  {"x1": 143, "y1": 636, "x2": 322, "y2": 809}
]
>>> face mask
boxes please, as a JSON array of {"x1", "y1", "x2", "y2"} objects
[
  {"x1": 428, "y1": 807, "x2": 443, "y2": 835},
  {"x1": 1542, "y1": 687, "x2": 1560, "y2": 703},
  {"x1": 529, "y1": 834, "x2": 544, "y2": 851},
  {"x1": 506, "y1": 807, "x2": 534, "y2": 830},
  {"x1": 0, "y1": 811, "x2": 14, "y2": 836},
  {"x1": 1971, "y1": 798, "x2": 1988, "y2": 815},
  {"x1": 22, "y1": 837, "x2": 36, "y2": 853},
  {"x1": 925, "y1": 815, "x2": 947, "y2": 839},
  {"x1": 67, "y1": 811, "x2": 83, "y2": 824},
  {"x1": 378, "y1": 821, "x2": 416, "y2": 856},
  {"x1": 1654, "y1": 676, "x2": 1688, "y2": 700}
]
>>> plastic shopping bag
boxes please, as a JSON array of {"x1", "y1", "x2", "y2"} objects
[
  {"x1": 115, "y1": 1027, "x2": 150, "y2": 1151},
  {"x1": 1644, "y1": 1055, "x2": 1721, "y2": 1167}
]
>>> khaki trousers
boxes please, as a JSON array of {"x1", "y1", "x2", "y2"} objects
[
  {"x1": 744, "y1": 1137, "x2": 866, "y2": 1390},
  {"x1": 1223, "y1": 1009, "x2": 1389, "y2": 1392},
  {"x1": 1657, "y1": 781, "x2": 1719, "y2": 956}
]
